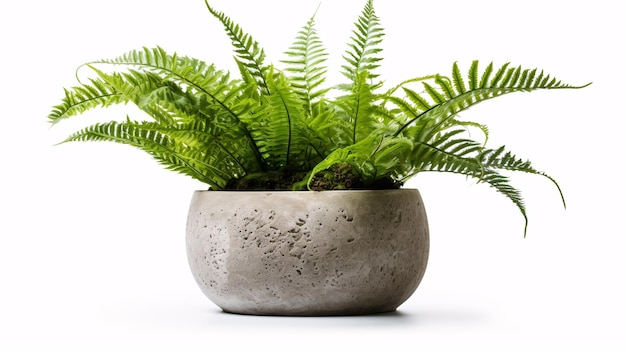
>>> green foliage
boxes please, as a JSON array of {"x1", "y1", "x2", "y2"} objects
[{"x1": 49, "y1": 0, "x2": 590, "y2": 235}]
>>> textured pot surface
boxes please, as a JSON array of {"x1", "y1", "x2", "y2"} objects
[{"x1": 186, "y1": 189, "x2": 429, "y2": 316}]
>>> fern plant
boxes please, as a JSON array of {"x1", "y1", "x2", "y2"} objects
[{"x1": 49, "y1": 0, "x2": 589, "y2": 235}]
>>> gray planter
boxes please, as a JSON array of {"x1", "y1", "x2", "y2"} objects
[{"x1": 186, "y1": 189, "x2": 429, "y2": 316}]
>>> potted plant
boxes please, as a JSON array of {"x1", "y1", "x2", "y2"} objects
[{"x1": 48, "y1": 0, "x2": 589, "y2": 316}]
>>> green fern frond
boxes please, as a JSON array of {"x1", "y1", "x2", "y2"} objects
[
  {"x1": 85, "y1": 46, "x2": 175, "y2": 77},
  {"x1": 305, "y1": 99, "x2": 353, "y2": 151},
  {"x1": 84, "y1": 47, "x2": 266, "y2": 168},
  {"x1": 392, "y1": 61, "x2": 576, "y2": 235},
  {"x1": 88, "y1": 47, "x2": 246, "y2": 110},
  {"x1": 142, "y1": 120, "x2": 256, "y2": 180},
  {"x1": 480, "y1": 170, "x2": 529, "y2": 235},
  {"x1": 370, "y1": 136, "x2": 414, "y2": 178},
  {"x1": 404, "y1": 137, "x2": 534, "y2": 234},
  {"x1": 403, "y1": 128, "x2": 564, "y2": 236},
  {"x1": 248, "y1": 68, "x2": 321, "y2": 170},
  {"x1": 409, "y1": 137, "x2": 482, "y2": 175},
  {"x1": 52, "y1": 51, "x2": 269, "y2": 180},
  {"x1": 203, "y1": 0, "x2": 268, "y2": 93},
  {"x1": 334, "y1": 71, "x2": 379, "y2": 144},
  {"x1": 88, "y1": 66, "x2": 179, "y2": 125},
  {"x1": 48, "y1": 78, "x2": 126, "y2": 125},
  {"x1": 341, "y1": 0, "x2": 384, "y2": 82},
  {"x1": 281, "y1": 10, "x2": 329, "y2": 116},
  {"x1": 479, "y1": 147, "x2": 566, "y2": 208},
  {"x1": 61, "y1": 121, "x2": 229, "y2": 188},
  {"x1": 430, "y1": 130, "x2": 482, "y2": 157},
  {"x1": 395, "y1": 61, "x2": 590, "y2": 140}
]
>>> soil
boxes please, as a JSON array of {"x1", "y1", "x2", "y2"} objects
[
  {"x1": 224, "y1": 163, "x2": 402, "y2": 191},
  {"x1": 225, "y1": 170, "x2": 309, "y2": 190}
]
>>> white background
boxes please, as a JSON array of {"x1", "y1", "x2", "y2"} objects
[{"x1": 1, "y1": 0, "x2": 623, "y2": 350}]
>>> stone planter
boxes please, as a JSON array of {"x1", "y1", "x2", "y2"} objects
[{"x1": 185, "y1": 189, "x2": 429, "y2": 316}]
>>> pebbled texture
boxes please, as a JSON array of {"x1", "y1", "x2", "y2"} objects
[{"x1": 186, "y1": 189, "x2": 429, "y2": 316}]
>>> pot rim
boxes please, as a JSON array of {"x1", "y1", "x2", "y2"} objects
[{"x1": 193, "y1": 188, "x2": 419, "y2": 194}]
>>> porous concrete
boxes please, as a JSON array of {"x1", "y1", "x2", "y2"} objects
[{"x1": 185, "y1": 189, "x2": 429, "y2": 316}]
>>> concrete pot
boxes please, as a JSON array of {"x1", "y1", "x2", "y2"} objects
[{"x1": 185, "y1": 189, "x2": 429, "y2": 316}]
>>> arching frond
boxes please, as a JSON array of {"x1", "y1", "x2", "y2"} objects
[
  {"x1": 395, "y1": 61, "x2": 590, "y2": 141},
  {"x1": 402, "y1": 130, "x2": 566, "y2": 236},
  {"x1": 48, "y1": 78, "x2": 126, "y2": 125},
  {"x1": 404, "y1": 136, "x2": 533, "y2": 234},
  {"x1": 86, "y1": 47, "x2": 248, "y2": 112},
  {"x1": 479, "y1": 146, "x2": 566, "y2": 208},
  {"x1": 61, "y1": 121, "x2": 231, "y2": 189},
  {"x1": 87, "y1": 67, "x2": 180, "y2": 125}
]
